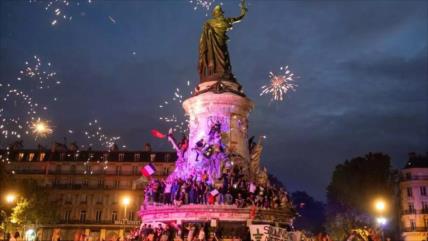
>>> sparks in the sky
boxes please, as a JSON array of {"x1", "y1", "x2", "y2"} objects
[
  {"x1": 30, "y1": 0, "x2": 94, "y2": 26},
  {"x1": 260, "y1": 66, "x2": 298, "y2": 102},
  {"x1": 30, "y1": 119, "x2": 53, "y2": 138},
  {"x1": 159, "y1": 80, "x2": 193, "y2": 133},
  {"x1": 0, "y1": 56, "x2": 61, "y2": 140},
  {"x1": 83, "y1": 119, "x2": 122, "y2": 150},
  {"x1": 189, "y1": 0, "x2": 216, "y2": 14}
]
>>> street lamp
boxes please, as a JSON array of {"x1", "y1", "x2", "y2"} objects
[
  {"x1": 122, "y1": 196, "x2": 131, "y2": 219},
  {"x1": 121, "y1": 196, "x2": 131, "y2": 240},
  {"x1": 374, "y1": 199, "x2": 386, "y2": 213},
  {"x1": 5, "y1": 193, "x2": 16, "y2": 204},
  {"x1": 373, "y1": 198, "x2": 387, "y2": 241}
]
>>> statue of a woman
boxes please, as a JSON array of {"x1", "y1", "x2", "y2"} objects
[{"x1": 198, "y1": 0, "x2": 247, "y2": 82}]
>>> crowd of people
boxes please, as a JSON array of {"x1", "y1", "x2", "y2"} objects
[
  {"x1": 126, "y1": 223, "x2": 228, "y2": 241},
  {"x1": 143, "y1": 164, "x2": 290, "y2": 209}
]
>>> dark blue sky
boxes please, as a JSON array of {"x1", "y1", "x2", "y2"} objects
[{"x1": 1, "y1": 0, "x2": 427, "y2": 200}]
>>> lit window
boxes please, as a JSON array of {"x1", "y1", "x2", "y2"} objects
[
  {"x1": 18, "y1": 153, "x2": 24, "y2": 161},
  {"x1": 29, "y1": 153, "x2": 35, "y2": 161},
  {"x1": 39, "y1": 152, "x2": 46, "y2": 161}
]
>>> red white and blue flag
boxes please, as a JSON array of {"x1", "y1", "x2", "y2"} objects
[{"x1": 140, "y1": 163, "x2": 156, "y2": 177}]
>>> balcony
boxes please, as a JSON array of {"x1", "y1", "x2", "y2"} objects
[
  {"x1": 401, "y1": 175, "x2": 428, "y2": 181},
  {"x1": 402, "y1": 209, "x2": 417, "y2": 215},
  {"x1": 402, "y1": 227, "x2": 428, "y2": 232}
]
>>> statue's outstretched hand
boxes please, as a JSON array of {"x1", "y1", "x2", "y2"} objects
[{"x1": 240, "y1": 0, "x2": 248, "y2": 13}]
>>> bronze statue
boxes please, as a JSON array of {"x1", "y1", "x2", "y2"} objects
[{"x1": 198, "y1": 0, "x2": 247, "y2": 83}]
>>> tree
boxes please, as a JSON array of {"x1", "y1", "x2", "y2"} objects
[
  {"x1": 10, "y1": 180, "x2": 60, "y2": 226},
  {"x1": 325, "y1": 153, "x2": 396, "y2": 241},
  {"x1": 291, "y1": 191, "x2": 326, "y2": 234}
]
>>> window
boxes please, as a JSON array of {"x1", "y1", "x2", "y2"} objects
[
  {"x1": 65, "y1": 194, "x2": 72, "y2": 204},
  {"x1": 422, "y1": 201, "x2": 428, "y2": 212},
  {"x1": 114, "y1": 180, "x2": 120, "y2": 189},
  {"x1": 421, "y1": 186, "x2": 427, "y2": 196},
  {"x1": 28, "y1": 153, "x2": 35, "y2": 161},
  {"x1": 150, "y1": 153, "x2": 156, "y2": 162},
  {"x1": 96, "y1": 210, "x2": 102, "y2": 222},
  {"x1": 119, "y1": 153, "x2": 125, "y2": 161},
  {"x1": 83, "y1": 179, "x2": 89, "y2": 187},
  {"x1": 64, "y1": 210, "x2": 71, "y2": 222},
  {"x1": 410, "y1": 219, "x2": 416, "y2": 231},
  {"x1": 39, "y1": 152, "x2": 46, "y2": 161},
  {"x1": 98, "y1": 179, "x2": 105, "y2": 188},
  {"x1": 18, "y1": 153, "x2": 24, "y2": 161},
  {"x1": 70, "y1": 165, "x2": 76, "y2": 174},
  {"x1": 132, "y1": 166, "x2": 139, "y2": 175},
  {"x1": 80, "y1": 210, "x2": 86, "y2": 222},
  {"x1": 111, "y1": 211, "x2": 118, "y2": 222},
  {"x1": 80, "y1": 194, "x2": 87, "y2": 204},
  {"x1": 55, "y1": 164, "x2": 61, "y2": 174},
  {"x1": 407, "y1": 187, "x2": 413, "y2": 197},
  {"x1": 134, "y1": 154, "x2": 140, "y2": 162},
  {"x1": 409, "y1": 203, "x2": 415, "y2": 213},
  {"x1": 96, "y1": 195, "x2": 103, "y2": 204}
]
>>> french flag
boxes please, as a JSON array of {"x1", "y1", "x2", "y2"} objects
[
  {"x1": 210, "y1": 189, "x2": 219, "y2": 197},
  {"x1": 140, "y1": 163, "x2": 156, "y2": 177}
]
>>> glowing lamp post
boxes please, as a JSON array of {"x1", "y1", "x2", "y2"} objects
[
  {"x1": 374, "y1": 199, "x2": 386, "y2": 213},
  {"x1": 121, "y1": 196, "x2": 131, "y2": 238},
  {"x1": 373, "y1": 198, "x2": 387, "y2": 241},
  {"x1": 5, "y1": 193, "x2": 16, "y2": 204},
  {"x1": 122, "y1": 196, "x2": 131, "y2": 220}
]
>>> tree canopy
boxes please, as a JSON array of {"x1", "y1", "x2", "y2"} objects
[{"x1": 325, "y1": 152, "x2": 396, "y2": 240}]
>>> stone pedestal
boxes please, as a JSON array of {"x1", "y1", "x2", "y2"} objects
[{"x1": 180, "y1": 80, "x2": 254, "y2": 179}]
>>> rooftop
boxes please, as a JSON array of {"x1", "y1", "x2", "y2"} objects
[
  {"x1": 0, "y1": 149, "x2": 177, "y2": 163},
  {"x1": 403, "y1": 152, "x2": 428, "y2": 169}
]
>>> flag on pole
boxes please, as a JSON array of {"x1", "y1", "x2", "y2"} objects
[
  {"x1": 210, "y1": 189, "x2": 219, "y2": 197},
  {"x1": 140, "y1": 163, "x2": 156, "y2": 177},
  {"x1": 151, "y1": 129, "x2": 166, "y2": 139}
]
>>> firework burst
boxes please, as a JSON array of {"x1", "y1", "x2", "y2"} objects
[
  {"x1": 260, "y1": 66, "x2": 298, "y2": 102},
  {"x1": 30, "y1": 118, "x2": 53, "y2": 138},
  {"x1": 0, "y1": 56, "x2": 61, "y2": 140}
]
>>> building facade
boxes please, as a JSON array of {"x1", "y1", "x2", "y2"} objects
[
  {"x1": 400, "y1": 153, "x2": 428, "y2": 241},
  {"x1": 1, "y1": 147, "x2": 176, "y2": 241}
]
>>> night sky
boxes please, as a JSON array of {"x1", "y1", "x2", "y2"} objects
[{"x1": 1, "y1": 0, "x2": 427, "y2": 200}]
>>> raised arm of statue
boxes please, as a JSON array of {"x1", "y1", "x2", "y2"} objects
[{"x1": 228, "y1": 0, "x2": 247, "y2": 24}]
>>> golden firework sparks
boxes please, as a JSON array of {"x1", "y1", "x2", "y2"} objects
[{"x1": 31, "y1": 119, "x2": 53, "y2": 138}]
